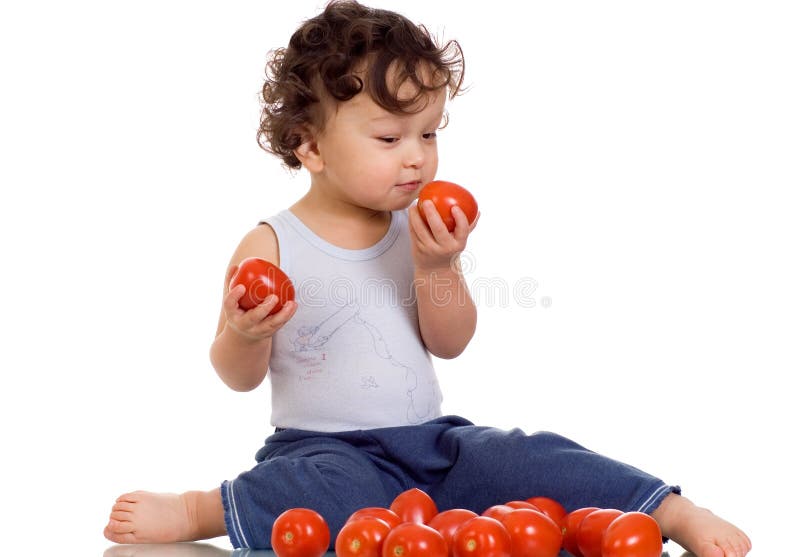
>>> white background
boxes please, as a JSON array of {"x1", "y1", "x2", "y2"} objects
[{"x1": 1, "y1": 1, "x2": 797, "y2": 555}]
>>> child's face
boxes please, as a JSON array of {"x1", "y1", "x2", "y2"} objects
[{"x1": 310, "y1": 77, "x2": 446, "y2": 212}]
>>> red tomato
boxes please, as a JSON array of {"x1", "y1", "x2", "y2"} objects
[
  {"x1": 381, "y1": 522, "x2": 448, "y2": 557},
  {"x1": 270, "y1": 508, "x2": 330, "y2": 557},
  {"x1": 336, "y1": 517, "x2": 392, "y2": 557},
  {"x1": 525, "y1": 497, "x2": 567, "y2": 526},
  {"x1": 481, "y1": 505, "x2": 514, "y2": 522},
  {"x1": 576, "y1": 509, "x2": 623, "y2": 557},
  {"x1": 417, "y1": 180, "x2": 479, "y2": 232},
  {"x1": 504, "y1": 500, "x2": 541, "y2": 511},
  {"x1": 500, "y1": 509, "x2": 563, "y2": 557},
  {"x1": 230, "y1": 256, "x2": 295, "y2": 313},
  {"x1": 561, "y1": 507, "x2": 598, "y2": 557},
  {"x1": 346, "y1": 507, "x2": 403, "y2": 530},
  {"x1": 428, "y1": 509, "x2": 479, "y2": 556},
  {"x1": 389, "y1": 488, "x2": 438, "y2": 525},
  {"x1": 601, "y1": 512, "x2": 663, "y2": 557},
  {"x1": 452, "y1": 516, "x2": 512, "y2": 557}
]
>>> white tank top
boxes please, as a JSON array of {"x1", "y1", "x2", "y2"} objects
[{"x1": 261, "y1": 209, "x2": 443, "y2": 432}]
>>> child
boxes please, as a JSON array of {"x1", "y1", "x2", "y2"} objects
[{"x1": 104, "y1": 2, "x2": 751, "y2": 556}]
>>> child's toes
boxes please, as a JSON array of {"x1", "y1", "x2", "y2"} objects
[
  {"x1": 109, "y1": 509, "x2": 132, "y2": 522},
  {"x1": 104, "y1": 519, "x2": 136, "y2": 544},
  {"x1": 697, "y1": 541, "x2": 725, "y2": 557},
  {"x1": 718, "y1": 537, "x2": 748, "y2": 557},
  {"x1": 116, "y1": 491, "x2": 142, "y2": 504},
  {"x1": 721, "y1": 531, "x2": 751, "y2": 557},
  {"x1": 740, "y1": 531, "x2": 753, "y2": 552},
  {"x1": 112, "y1": 500, "x2": 136, "y2": 513},
  {"x1": 732, "y1": 535, "x2": 752, "y2": 557}
]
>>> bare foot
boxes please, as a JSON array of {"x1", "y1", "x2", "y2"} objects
[
  {"x1": 104, "y1": 490, "x2": 225, "y2": 544},
  {"x1": 652, "y1": 494, "x2": 752, "y2": 557}
]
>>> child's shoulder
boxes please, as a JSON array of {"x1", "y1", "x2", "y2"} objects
[{"x1": 229, "y1": 221, "x2": 280, "y2": 267}]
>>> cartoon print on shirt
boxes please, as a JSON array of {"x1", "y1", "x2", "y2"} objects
[
  {"x1": 291, "y1": 301, "x2": 433, "y2": 423},
  {"x1": 292, "y1": 303, "x2": 359, "y2": 352}
]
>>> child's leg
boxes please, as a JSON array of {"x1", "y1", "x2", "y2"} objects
[
  {"x1": 427, "y1": 423, "x2": 750, "y2": 557},
  {"x1": 222, "y1": 431, "x2": 401, "y2": 549},
  {"x1": 105, "y1": 428, "x2": 403, "y2": 549},
  {"x1": 429, "y1": 427, "x2": 674, "y2": 514},
  {"x1": 104, "y1": 489, "x2": 225, "y2": 544}
]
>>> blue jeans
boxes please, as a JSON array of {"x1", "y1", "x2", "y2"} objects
[{"x1": 221, "y1": 415, "x2": 678, "y2": 549}]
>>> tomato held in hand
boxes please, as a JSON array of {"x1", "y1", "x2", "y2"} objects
[
  {"x1": 575, "y1": 509, "x2": 623, "y2": 557},
  {"x1": 525, "y1": 497, "x2": 567, "y2": 526},
  {"x1": 561, "y1": 507, "x2": 599, "y2": 557},
  {"x1": 428, "y1": 508, "x2": 479, "y2": 556},
  {"x1": 271, "y1": 508, "x2": 330, "y2": 557},
  {"x1": 336, "y1": 517, "x2": 392, "y2": 557},
  {"x1": 390, "y1": 488, "x2": 439, "y2": 525},
  {"x1": 452, "y1": 516, "x2": 512, "y2": 557},
  {"x1": 230, "y1": 256, "x2": 295, "y2": 313},
  {"x1": 417, "y1": 180, "x2": 478, "y2": 232},
  {"x1": 500, "y1": 509, "x2": 563, "y2": 557},
  {"x1": 601, "y1": 512, "x2": 663, "y2": 557},
  {"x1": 382, "y1": 522, "x2": 448, "y2": 557}
]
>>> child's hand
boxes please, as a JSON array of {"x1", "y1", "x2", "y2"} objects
[
  {"x1": 409, "y1": 200, "x2": 480, "y2": 271},
  {"x1": 223, "y1": 264, "x2": 297, "y2": 341}
]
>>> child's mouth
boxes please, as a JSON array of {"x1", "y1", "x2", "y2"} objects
[{"x1": 396, "y1": 181, "x2": 421, "y2": 192}]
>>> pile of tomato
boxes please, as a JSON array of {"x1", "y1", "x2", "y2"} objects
[{"x1": 270, "y1": 488, "x2": 663, "y2": 557}]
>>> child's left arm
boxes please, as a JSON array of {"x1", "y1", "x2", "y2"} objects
[{"x1": 409, "y1": 201, "x2": 479, "y2": 359}]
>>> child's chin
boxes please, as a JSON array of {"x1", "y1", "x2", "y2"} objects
[{"x1": 395, "y1": 200, "x2": 418, "y2": 213}]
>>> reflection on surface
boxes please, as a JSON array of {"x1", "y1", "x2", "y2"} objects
[
  {"x1": 104, "y1": 544, "x2": 674, "y2": 557},
  {"x1": 104, "y1": 543, "x2": 234, "y2": 557},
  {"x1": 102, "y1": 545, "x2": 338, "y2": 557}
]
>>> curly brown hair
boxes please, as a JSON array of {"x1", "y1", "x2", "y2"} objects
[{"x1": 257, "y1": 0, "x2": 465, "y2": 169}]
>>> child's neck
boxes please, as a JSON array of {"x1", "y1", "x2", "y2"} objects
[{"x1": 290, "y1": 192, "x2": 393, "y2": 250}]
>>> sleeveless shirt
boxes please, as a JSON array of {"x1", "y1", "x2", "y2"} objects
[{"x1": 260, "y1": 209, "x2": 443, "y2": 432}]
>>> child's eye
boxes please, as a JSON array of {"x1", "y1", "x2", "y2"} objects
[
  {"x1": 378, "y1": 137, "x2": 399, "y2": 144},
  {"x1": 423, "y1": 132, "x2": 438, "y2": 140}
]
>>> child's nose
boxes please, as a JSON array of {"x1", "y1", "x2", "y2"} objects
[{"x1": 403, "y1": 141, "x2": 425, "y2": 168}]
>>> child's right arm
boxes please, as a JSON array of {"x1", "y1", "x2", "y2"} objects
[{"x1": 209, "y1": 224, "x2": 297, "y2": 392}]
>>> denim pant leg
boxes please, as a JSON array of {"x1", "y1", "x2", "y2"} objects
[
  {"x1": 428, "y1": 423, "x2": 679, "y2": 515},
  {"x1": 221, "y1": 430, "x2": 402, "y2": 549}
]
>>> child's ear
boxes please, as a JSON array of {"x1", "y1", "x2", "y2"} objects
[{"x1": 293, "y1": 127, "x2": 324, "y2": 173}]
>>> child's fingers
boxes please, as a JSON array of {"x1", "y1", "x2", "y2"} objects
[
  {"x1": 252, "y1": 295, "x2": 297, "y2": 324},
  {"x1": 469, "y1": 211, "x2": 481, "y2": 232},
  {"x1": 408, "y1": 201, "x2": 434, "y2": 242},
  {"x1": 225, "y1": 264, "x2": 239, "y2": 288},
  {"x1": 451, "y1": 206, "x2": 470, "y2": 240},
  {"x1": 420, "y1": 200, "x2": 451, "y2": 243},
  {"x1": 247, "y1": 295, "x2": 281, "y2": 322},
  {"x1": 270, "y1": 299, "x2": 298, "y2": 325},
  {"x1": 251, "y1": 299, "x2": 298, "y2": 335},
  {"x1": 224, "y1": 284, "x2": 247, "y2": 313},
  {"x1": 226, "y1": 282, "x2": 246, "y2": 303},
  {"x1": 452, "y1": 208, "x2": 479, "y2": 242}
]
